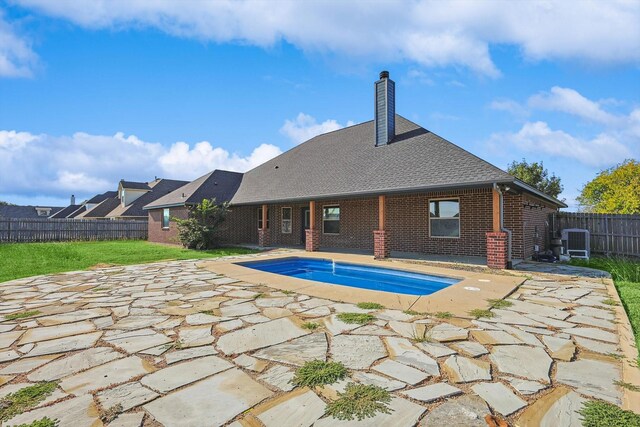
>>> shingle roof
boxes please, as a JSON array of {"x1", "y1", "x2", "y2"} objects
[
  {"x1": 81, "y1": 198, "x2": 121, "y2": 218},
  {"x1": 120, "y1": 181, "x2": 151, "y2": 191},
  {"x1": 0, "y1": 206, "x2": 64, "y2": 219},
  {"x1": 231, "y1": 116, "x2": 515, "y2": 204},
  {"x1": 144, "y1": 170, "x2": 243, "y2": 210},
  {"x1": 49, "y1": 205, "x2": 83, "y2": 219},
  {"x1": 86, "y1": 191, "x2": 118, "y2": 204},
  {"x1": 109, "y1": 179, "x2": 189, "y2": 217}
]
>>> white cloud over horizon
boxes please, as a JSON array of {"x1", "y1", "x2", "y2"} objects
[
  {"x1": 280, "y1": 113, "x2": 354, "y2": 145},
  {"x1": 3, "y1": 0, "x2": 639, "y2": 78},
  {"x1": 0, "y1": 130, "x2": 282, "y2": 201},
  {"x1": 489, "y1": 86, "x2": 639, "y2": 169}
]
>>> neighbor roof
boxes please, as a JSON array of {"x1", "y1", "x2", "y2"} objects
[
  {"x1": 0, "y1": 205, "x2": 64, "y2": 219},
  {"x1": 80, "y1": 197, "x2": 121, "y2": 218},
  {"x1": 231, "y1": 115, "x2": 565, "y2": 207},
  {"x1": 49, "y1": 205, "x2": 83, "y2": 219},
  {"x1": 109, "y1": 179, "x2": 189, "y2": 217},
  {"x1": 120, "y1": 181, "x2": 151, "y2": 191},
  {"x1": 86, "y1": 191, "x2": 118, "y2": 204},
  {"x1": 144, "y1": 170, "x2": 243, "y2": 210}
]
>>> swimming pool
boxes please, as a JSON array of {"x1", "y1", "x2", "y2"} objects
[{"x1": 237, "y1": 257, "x2": 460, "y2": 296}]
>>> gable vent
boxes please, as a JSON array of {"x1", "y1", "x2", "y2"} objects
[{"x1": 374, "y1": 70, "x2": 395, "y2": 146}]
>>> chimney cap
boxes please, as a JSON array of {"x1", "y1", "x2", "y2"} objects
[{"x1": 379, "y1": 70, "x2": 389, "y2": 79}]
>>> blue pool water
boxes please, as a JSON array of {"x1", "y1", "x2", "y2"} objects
[{"x1": 237, "y1": 257, "x2": 460, "y2": 296}]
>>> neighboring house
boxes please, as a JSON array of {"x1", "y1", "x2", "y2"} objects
[
  {"x1": 145, "y1": 72, "x2": 565, "y2": 268},
  {"x1": 0, "y1": 205, "x2": 64, "y2": 219},
  {"x1": 78, "y1": 179, "x2": 188, "y2": 220},
  {"x1": 49, "y1": 195, "x2": 87, "y2": 219},
  {"x1": 143, "y1": 170, "x2": 243, "y2": 243}
]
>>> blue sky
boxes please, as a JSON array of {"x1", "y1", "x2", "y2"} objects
[{"x1": 0, "y1": 1, "x2": 638, "y2": 210}]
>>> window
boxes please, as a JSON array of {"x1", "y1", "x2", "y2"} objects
[
  {"x1": 162, "y1": 208, "x2": 170, "y2": 229},
  {"x1": 429, "y1": 199, "x2": 460, "y2": 238},
  {"x1": 37, "y1": 209, "x2": 49, "y2": 217},
  {"x1": 257, "y1": 208, "x2": 270, "y2": 229},
  {"x1": 323, "y1": 205, "x2": 340, "y2": 234},
  {"x1": 281, "y1": 207, "x2": 292, "y2": 234}
]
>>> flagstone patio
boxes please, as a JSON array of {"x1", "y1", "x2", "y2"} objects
[{"x1": 0, "y1": 254, "x2": 637, "y2": 426}]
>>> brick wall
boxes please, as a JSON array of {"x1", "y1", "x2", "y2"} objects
[
  {"x1": 521, "y1": 194, "x2": 558, "y2": 259},
  {"x1": 386, "y1": 189, "x2": 493, "y2": 256},
  {"x1": 147, "y1": 188, "x2": 558, "y2": 260},
  {"x1": 148, "y1": 206, "x2": 189, "y2": 245},
  {"x1": 486, "y1": 232, "x2": 508, "y2": 269}
]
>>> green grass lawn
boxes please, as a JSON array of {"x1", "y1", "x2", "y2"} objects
[
  {"x1": 570, "y1": 257, "x2": 640, "y2": 365},
  {"x1": 0, "y1": 240, "x2": 258, "y2": 283}
]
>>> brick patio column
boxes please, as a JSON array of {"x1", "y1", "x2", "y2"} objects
[
  {"x1": 486, "y1": 231, "x2": 508, "y2": 269},
  {"x1": 258, "y1": 204, "x2": 270, "y2": 247},
  {"x1": 306, "y1": 201, "x2": 320, "y2": 251},
  {"x1": 374, "y1": 195, "x2": 390, "y2": 259}
]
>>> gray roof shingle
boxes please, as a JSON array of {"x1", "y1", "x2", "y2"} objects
[
  {"x1": 231, "y1": 115, "x2": 518, "y2": 205},
  {"x1": 144, "y1": 170, "x2": 243, "y2": 210},
  {"x1": 0, "y1": 206, "x2": 64, "y2": 219}
]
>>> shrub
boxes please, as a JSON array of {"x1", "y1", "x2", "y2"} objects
[
  {"x1": 291, "y1": 360, "x2": 348, "y2": 387},
  {"x1": 356, "y1": 302, "x2": 384, "y2": 310},
  {"x1": 4, "y1": 311, "x2": 41, "y2": 321},
  {"x1": 337, "y1": 313, "x2": 375, "y2": 324},
  {"x1": 0, "y1": 382, "x2": 58, "y2": 421},
  {"x1": 325, "y1": 383, "x2": 393, "y2": 421},
  {"x1": 302, "y1": 322, "x2": 320, "y2": 330},
  {"x1": 579, "y1": 400, "x2": 640, "y2": 427},
  {"x1": 487, "y1": 299, "x2": 513, "y2": 309},
  {"x1": 174, "y1": 198, "x2": 230, "y2": 250},
  {"x1": 11, "y1": 418, "x2": 59, "y2": 427},
  {"x1": 469, "y1": 309, "x2": 494, "y2": 319},
  {"x1": 434, "y1": 311, "x2": 453, "y2": 319}
]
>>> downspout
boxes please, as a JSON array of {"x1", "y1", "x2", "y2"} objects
[{"x1": 494, "y1": 183, "x2": 513, "y2": 269}]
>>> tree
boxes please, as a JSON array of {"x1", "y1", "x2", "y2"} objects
[
  {"x1": 173, "y1": 198, "x2": 230, "y2": 249},
  {"x1": 0, "y1": 201, "x2": 14, "y2": 206},
  {"x1": 577, "y1": 159, "x2": 640, "y2": 214},
  {"x1": 507, "y1": 159, "x2": 563, "y2": 198}
]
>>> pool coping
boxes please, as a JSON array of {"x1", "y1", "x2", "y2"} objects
[{"x1": 198, "y1": 251, "x2": 525, "y2": 316}]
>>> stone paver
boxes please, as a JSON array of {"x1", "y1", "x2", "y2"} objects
[
  {"x1": 331, "y1": 334, "x2": 387, "y2": 369},
  {"x1": 517, "y1": 386, "x2": 587, "y2": 427},
  {"x1": 253, "y1": 333, "x2": 327, "y2": 366},
  {"x1": 490, "y1": 345, "x2": 552, "y2": 383},
  {"x1": 443, "y1": 355, "x2": 491, "y2": 383},
  {"x1": 144, "y1": 368, "x2": 273, "y2": 426},
  {"x1": 401, "y1": 382, "x2": 462, "y2": 402},
  {"x1": 141, "y1": 355, "x2": 232, "y2": 392},
  {"x1": 217, "y1": 317, "x2": 308, "y2": 354},
  {"x1": 0, "y1": 257, "x2": 628, "y2": 426},
  {"x1": 254, "y1": 388, "x2": 326, "y2": 427},
  {"x1": 60, "y1": 355, "x2": 153, "y2": 394},
  {"x1": 419, "y1": 394, "x2": 489, "y2": 426},
  {"x1": 472, "y1": 382, "x2": 527, "y2": 416},
  {"x1": 555, "y1": 358, "x2": 622, "y2": 404}
]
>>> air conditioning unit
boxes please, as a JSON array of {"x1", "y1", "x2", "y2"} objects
[{"x1": 561, "y1": 228, "x2": 590, "y2": 259}]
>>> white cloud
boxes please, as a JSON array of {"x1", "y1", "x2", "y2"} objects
[
  {"x1": 0, "y1": 129, "x2": 282, "y2": 199},
  {"x1": 11, "y1": 0, "x2": 640, "y2": 77},
  {"x1": 528, "y1": 86, "x2": 619, "y2": 125},
  {"x1": 280, "y1": 113, "x2": 354, "y2": 145},
  {"x1": 0, "y1": 10, "x2": 37, "y2": 77},
  {"x1": 490, "y1": 121, "x2": 631, "y2": 167}
]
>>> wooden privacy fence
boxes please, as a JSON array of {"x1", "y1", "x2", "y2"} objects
[
  {"x1": 550, "y1": 212, "x2": 640, "y2": 257},
  {"x1": 0, "y1": 218, "x2": 148, "y2": 243}
]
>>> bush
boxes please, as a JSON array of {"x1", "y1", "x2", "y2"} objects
[
  {"x1": 336, "y1": 313, "x2": 376, "y2": 324},
  {"x1": 291, "y1": 360, "x2": 348, "y2": 387},
  {"x1": 579, "y1": 400, "x2": 640, "y2": 427},
  {"x1": 325, "y1": 383, "x2": 393, "y2": 421},
  {"x1": 174, "y1": 198, "x2": 230, "y2": 250}
]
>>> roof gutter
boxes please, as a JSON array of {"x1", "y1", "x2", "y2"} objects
[{"x1": 142, "y1": 202, "x2": 188, "y2": 211}]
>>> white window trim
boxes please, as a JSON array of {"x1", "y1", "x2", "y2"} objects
[
  {"x1": 281, "y1": 207, "x2": 292, "y2": 234},
  {"x1": 322, "y1": 204, "x2": 340, "y2": 235},
  {"x1": 162, "y1": 208, "x2": 170, "y2": 230},
  {"x1": 428, "y1": 197, "x2": 460, "y2": 239},
  {"x1": 257, "y1": 207, "x2": 270, "y2": 230}
]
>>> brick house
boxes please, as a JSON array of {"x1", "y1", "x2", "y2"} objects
[{"x1": 145, "y1": 72, "x2": 565, "y2": 268}]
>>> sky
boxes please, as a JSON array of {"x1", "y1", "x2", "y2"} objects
[{"x1": 0, "y1": 0, "x2": 638, "y2": 210}]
